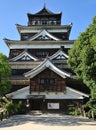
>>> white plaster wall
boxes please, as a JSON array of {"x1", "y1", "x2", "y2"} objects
[{"x1": 9, "y1": 44, "x2": 73, "y2": 49}]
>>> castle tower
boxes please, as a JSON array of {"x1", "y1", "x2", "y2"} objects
[{"x1": 4, "y1": 6, "x2": 89, "y2": 112}]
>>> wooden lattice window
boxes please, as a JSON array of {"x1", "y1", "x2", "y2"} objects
[{"x1": 40, "y1": 78, "x2": 55, "y2": 85}]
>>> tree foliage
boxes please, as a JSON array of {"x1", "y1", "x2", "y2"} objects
[
  {"x1": 68, "y1": 16, "x2": 96, "y2": 118},
  {"x1": 0, "y1": 53, "x2": 11, "y2": 96}
]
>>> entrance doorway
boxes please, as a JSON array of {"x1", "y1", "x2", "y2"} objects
[{"x1": 30, "y1": 99, "x2": 43, "y2": 110}]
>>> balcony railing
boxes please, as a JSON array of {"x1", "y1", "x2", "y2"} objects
[
  {"x1": 10, "y1": 76, "x2": 29, "y2": 85},
  {"x1": 11, "y1": 80, "x2": 29, "y2": 85}
]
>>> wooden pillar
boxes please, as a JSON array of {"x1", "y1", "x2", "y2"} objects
[
  {"x1": 42, "y1": 99, "x2": 45, "y2": 113},
  {"x1": 75, "y1": 101, "x2": 85, "y2": 116},
  {"x1": 26, "y1": 99, "x2": 30, "y2": 112},
  {"x1": 79, "y1": 101, "x2": 85, "y2": 117},
  {"x1": 91, "y1": 111, "x2": 94, "y2": 120}
]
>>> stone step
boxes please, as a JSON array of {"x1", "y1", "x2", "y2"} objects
[{"x1": 28, "y1": 110, "x2": 42, "y2": 115}]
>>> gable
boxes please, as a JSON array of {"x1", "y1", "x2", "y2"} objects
[
  {"x1": 30, "y1": 68, "x2": 66, "y2": 93},
  {"x1": 17, "y1": 55, "x2": 33, "y2": 61},
  {"x1": 9, "y1": 50, "x2": 38, "y2": 62},
  {"x1": 24, "y1": 59, "x2": 71, "y2": 79},
  {"x1": 33, "y1": 35, "x2": 53, "y2": 41},
  {"x1": 29, "y1": 29, "x2": 60, "y2": 41},
  {"x1": 54, "y1": 54, "x2": 67, "y2": 60},
  {"x1": 32, "y1": 68, "x2": 66, "y2": 80},
  {"x1": 49, "y1": 49, "x2": 69, "y2": 61}
]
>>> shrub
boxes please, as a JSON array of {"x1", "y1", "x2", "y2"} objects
[{"x1": 68, "y1": 106, "x2": 80, "y2": 115}]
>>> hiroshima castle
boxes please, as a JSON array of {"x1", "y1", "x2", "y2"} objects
[{"x1": 4, "y1": 5, "x2": 89, "y2": 113}]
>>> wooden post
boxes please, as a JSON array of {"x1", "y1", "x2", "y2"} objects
[
  {"x1": 76, "y1": 102, "x2": 81, "y2": 115},
  {"x1": 83, "y1": 109, "x2": 86, "y2": 117},
  {"x1": 26, "y1": 99, "x2": 30, "y2": 113},
  {"x1": 0, "y1": 112, "x2": 3, "y2": 121},
  {"x1": 91, "y1": 111, "x2": 94, "y2": 120},
  {"x1": 78, "y1": 101, "x2": 85, "y2": 116}
]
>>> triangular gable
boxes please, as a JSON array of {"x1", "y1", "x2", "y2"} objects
[
  {"x1": 24, "y1": 58, "x2": 71, "y2": 79},
  {"x1": 29, "y1": 29, "x2": 60, "y2": 41},
  {"x1": 49, "y1": 49, "x2": 69, "y2": 60},
  {"x1": 9, "y1": 50, "x2": 38, "y2": 62}
]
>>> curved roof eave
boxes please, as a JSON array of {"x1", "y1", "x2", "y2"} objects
[
  {"x1": 4, "y1": 38, "x2": 75, "y2": 44},
  {"x1": 16, "y1": 24, "x2": 72, "y2": 35},
  {"x1": 24, "y1": 58, "x2": 71, "y2": 79},
  {"x1": 27, "y1": 5, "x2": 62, "y2": 16}
]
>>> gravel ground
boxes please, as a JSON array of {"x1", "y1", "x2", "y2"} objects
[{"x1": 0, "y1": 114, "x2": 96, "y2": 130}]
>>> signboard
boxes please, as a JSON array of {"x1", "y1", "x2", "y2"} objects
[
  {"x1": 27, "y1": 95, "x2": 45, "y2": 99},
  {"x1": 47, "y1": 103, "x2": 60, "y2": 109}
]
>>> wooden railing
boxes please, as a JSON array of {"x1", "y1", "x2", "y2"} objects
[{"x1": 11, "y1": 80, "x2": 29, "y2": 85}]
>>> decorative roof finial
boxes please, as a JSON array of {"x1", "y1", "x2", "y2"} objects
[{"x1": 44, "y1": 3, "x2": 46, "y2": 8}]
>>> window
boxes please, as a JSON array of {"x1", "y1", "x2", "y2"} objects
[
  {"x1": 36, "y1": 52, "x2": 43, "y2": 56},
  {"x1": 36, "y1": 51, "x2": 49, "y2": 56},
  {"x1": 42, "y1": 20, "x2": 47, "y2": 25},
  {"x1": 40, "y1": 79, "x2": 45, "y2": 84},
  {"x1": 40, "y1": 78, "x2": 55, "y2": 85},
  {"x1": 50, "y1": 79, "x2": 55, "y2": 85},
  {"x1": 22, "y1": 35, "x2": 28, "y2": 40}
]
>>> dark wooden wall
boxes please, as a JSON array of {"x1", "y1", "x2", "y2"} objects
[
  {"x1": 9, "y1": 49, "x2": 24, "y2": 59},
  {"x1": 30, "y1": 68, "x2": 66, "y2": 93},
  {"x1": 9, "y1": 48, "x2": 59, "y2": 59}
]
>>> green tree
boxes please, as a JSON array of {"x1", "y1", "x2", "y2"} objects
[
  {"x1": 0, "y1": 53, "x2": 11, "y2": 96},
  {"x1": 68, "y1": 16, "x2": 96, "y2": 118}
]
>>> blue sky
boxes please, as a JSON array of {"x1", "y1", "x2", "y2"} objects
[{"x1": 0, "y1": 0, "x2": 96, "y2": 56}]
